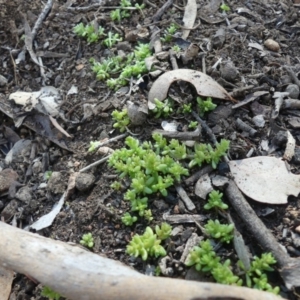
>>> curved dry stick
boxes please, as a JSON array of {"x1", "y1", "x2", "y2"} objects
[{"x1": 0, "y1": 222, "x2": 282, "y2": 300}]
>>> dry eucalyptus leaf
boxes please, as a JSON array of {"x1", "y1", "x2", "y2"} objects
[
  {"x1": 181, "y1": 0, "x2": 197, "y2": 39},
  {"x1": 9, "y1": 86, "x2": 61, "y2": 116},
  {"x1": 148, "y1": 69, "x2": 234, "y2": 109},
  {"x1": 229, "y1": 157, "x2": 300, "y2": 204}
]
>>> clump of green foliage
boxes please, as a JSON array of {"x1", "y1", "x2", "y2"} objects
[
  {"x1": 172, "y1": 44, "x2": 181, "y2": 53},
  {"x1": 80, "y1": 233, "x2": 94, "y2": 248},
  {"x1": 189, "y1": 139, "x2": 230, "y2": 169},
  {"x1": 188, "y1": 121, "x2": 198, "y2": 129},
  {"x1": 197, "y1": 97, "x2": 217, "y2": 117},
  {"x1": 111, "y1": 181, "x2": 123, "y2": 191},
  {"x1": 41, "y1": 286, "x2": 61, "y2": 300},
  {"x1": 74, "y1": 22, "x2": 121, "y2": 47},
  {"x1": 126, "y1": 223, "x2": 172, "y2": 260},
  {"x1": 122, "y1": 212, "x2": 138, "y2": 225},
  {"x1": 152, "y1": 98, "x2": 174, "y2": 118},
  {"x1": 103, "y1": 32, "x2": 122, "y2": 48},
  {"x1": 111, "y1": 108, "x2": 130, "y2": 132},
  {"x1": 186, "y1": 240, "x2": 242, "y2": 285},
  {"x1": 90, "y1": 43, "x2": 151, "y2": 90},
  {"x1": 110, "y1": 0, "x2": 135, "y2": 21},
  {"x1": 88, "y1": 141, "x2": 101, "y2": 152},
  {"x1": 186, "y1": 240, "x2": 279, "y2": 294},
  {"x1": 73, "y1": 22, "x2": 106, "y2": 44},
  {"x1": 182, "y1": 103, "x2": 192, "y2": 113},
  {"x1": 108, "y1": 135, "x2": 189, "y2": 220},
  {"x1": 240, "y1": 253, "x2": 279, "y2": 293},
  {"x1": 220, "y1": 3, "x2": 230, "y2": 12},
  {"x1": 204, "y1": 190, "x2": 228, "y2": 210},
  {"x1": 44, "y1": 171, "x2": 53, "y2": 180},
  {"x1": 204, "y1": 220, "x2": 234, "y2": 243},
  {"x1": 161, "y1": 23, "x2": 178, "y2": 43}
]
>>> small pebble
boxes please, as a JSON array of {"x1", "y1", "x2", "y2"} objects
[
  {"x1": 264, "y1": 39, "x2": 280, "y2": 52},
  {"x1": 285, "y1": 84, "x2": 299, "y2": 99},
  {"x1": 75, "y1": 173, "x2": 96, "y2": 192}
]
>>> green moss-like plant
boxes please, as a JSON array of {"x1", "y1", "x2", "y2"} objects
[
  {"x1": 204, "y1": 220, "x2": 234, "y2": 243},
  {"x1": 41, "y1": 286, "x2": 61, "y2": 300},
  {"x1": 126, "y1": 223, "x2": 171, "y2": 260},
  {"x1": 204, "y1": 190, "x2": 228, "y2": 210},
  {"x1": 80, "y1": 233, "x2": 94, "y2": 248}
]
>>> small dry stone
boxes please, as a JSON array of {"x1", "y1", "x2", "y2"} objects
[
  {"x1": 0, "y1": 74, "x2": 8, "y2": 86},
  {"x1": 32, "y1": 161, "x2": 43, "y2": 174},
  {"x1": 285, "y1": 84, "x2": 300, "y2": 99},
  {"x1": 15, "y1": 186, "x2": 32, "y2": 204},
  {"x1": 220, "y1": 61, "x2": 239, "y2": 82},
  {"x1": 47, "y1": 171, "x2": 66, "y2": 194},
  {"x1": 75, "y1": 173, "x2": 95, "y2": 191},
  {"x1": 264, "y1": 38, "x2": 280, "y2": 52},
  {"x1": 1, "y1": 199, "x2": 19, "y2": 221},
  {"x1": 0, "y1": 169, "x2": 18, "y2": 192}
]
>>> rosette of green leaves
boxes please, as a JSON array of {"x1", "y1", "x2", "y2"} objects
[
  {"x1": 126, "y1": 226, "x2": 169, "y2": 260},
  {"x1": 204, "y1": 220, "x2": 234, "y2": 243}
]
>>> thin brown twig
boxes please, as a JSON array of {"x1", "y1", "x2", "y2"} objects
[{"x1": 151, "y1": 0, "x2": 174, "y2": 22}]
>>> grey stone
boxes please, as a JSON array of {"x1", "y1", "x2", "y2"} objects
[
  {"x1": 47, "y1": 172, "x2": 66, "y2": 194},
  {"x1": 75, "y1": 173, "x2": 95, "y2": 191},
  {"x1": 15, "y1": 186, "x2": 32, "y2": 204},
  {"x1": 0, "y1": 74, "x2": 8, "y2": 86},
  {"x1": 285, "y1": 84, "x2": 300, "y2": 99}
]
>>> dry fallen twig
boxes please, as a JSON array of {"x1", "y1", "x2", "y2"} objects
[
  {"x1": 0, "y1": 222, "x2": 284, "y2": 300},
  {"x1": 225, "y1": 180, "x2": 300, "y2": 289}
]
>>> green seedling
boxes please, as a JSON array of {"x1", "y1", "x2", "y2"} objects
[
  {"x1": 103, "y1": 32, "x2": 122, "y2": 48},
  {"x1": 73, "y1": 23, "x2": 105, "y2": 44},
  {"x1": 186, "y1": 240, "x2": 241, "y2": 286},
  {"x1": 91, "y1": 43, "x2": 151, "y2": 90},
  {"x1": 205, "y1": 219, "x2": 234, "y2": 243},
  {"x1": 126, "y1": 223, "x2": 171, "y2": 260},
  {"x1": 220, "y1": 3, "x2": 230, "y2": 12},
  {"x1": 80, "y1": 233, "x2": 94, "y2": 248},
  {"x1": 186, "y1": 240, "x2": 279, "y2": 293},
  {"x1": 44, "y1": 171, "x2": 53, "y2": 180},
  {"x1": 111, "y1": 181, "x2": 123, "y2": 191},
  {"x1": 239, "y1": 253, "x2": 279, "y2": 294},
  {"x1": 111, "y1": 109, "x2": 130, "y2": 132},
  {"x1": 135, "y1": 3, "x2": 145, "y2": 16},
  {"x1": 197, "y1": 96, "x2": 217, "y2": 117},
  {"x1": 122, "y1": 212, "x2": 138, "y2": 226},
  {"x1": 88, "y1": 140, "x2": 101, "y2": 152},
  {"x1": 188, "y1": 121, "x2": 198, "y2": 129},
  {"x1": 204, "y1": 190, "x2": 228, "y2": 210},
  {"x1": 172, "y1": 45, "x2": 181, "y2": 53},
  {"x1": 108, "y1": 135, "x2": 188, "y2": 219},
  {"x1": 189, "y1": 139, "x2": 230, "y2": 169},
  {"x1": 152, "y1": 98, "x2": 173, "y2": 118},
  {"x1": 110, "y1": 9, "x2": 122, "y2": 22},
  {"x1": 182, "y1": 103, "x2": 192, "y2": 113},
  {"x1": 161, "y1": 23, "x2": 178, "y2": 43},
  {"x1": 41, "y1": 286, "x2": 61, "y2": 300}
]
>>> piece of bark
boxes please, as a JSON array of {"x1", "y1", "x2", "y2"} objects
[{"x1": 0, "y1": 222, "x2": 283, "y2": 300}]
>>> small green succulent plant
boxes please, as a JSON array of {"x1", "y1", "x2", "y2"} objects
[{"x1": 126, "y1": 223, "x2": 172, "y2": 260}]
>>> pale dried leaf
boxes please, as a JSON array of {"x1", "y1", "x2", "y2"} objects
[
  {"x1": 182, "y1": 0, "x2": 197, "y2": 39},
  {"x1": 195, "y1": 173, "x2": 213, "y2": 199},
  {"x1": 29, "y1": 192, "x2": 66, "y2": 230},
  {"x1": 229, "y1": 157, "x2": 300, "y2": 204},
  {"x1": 283, "y1": 131, "x2": 295, "y2": 161},
  {"x1": 148, "y1": 69, "x2": 233, "y2": 109}
]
